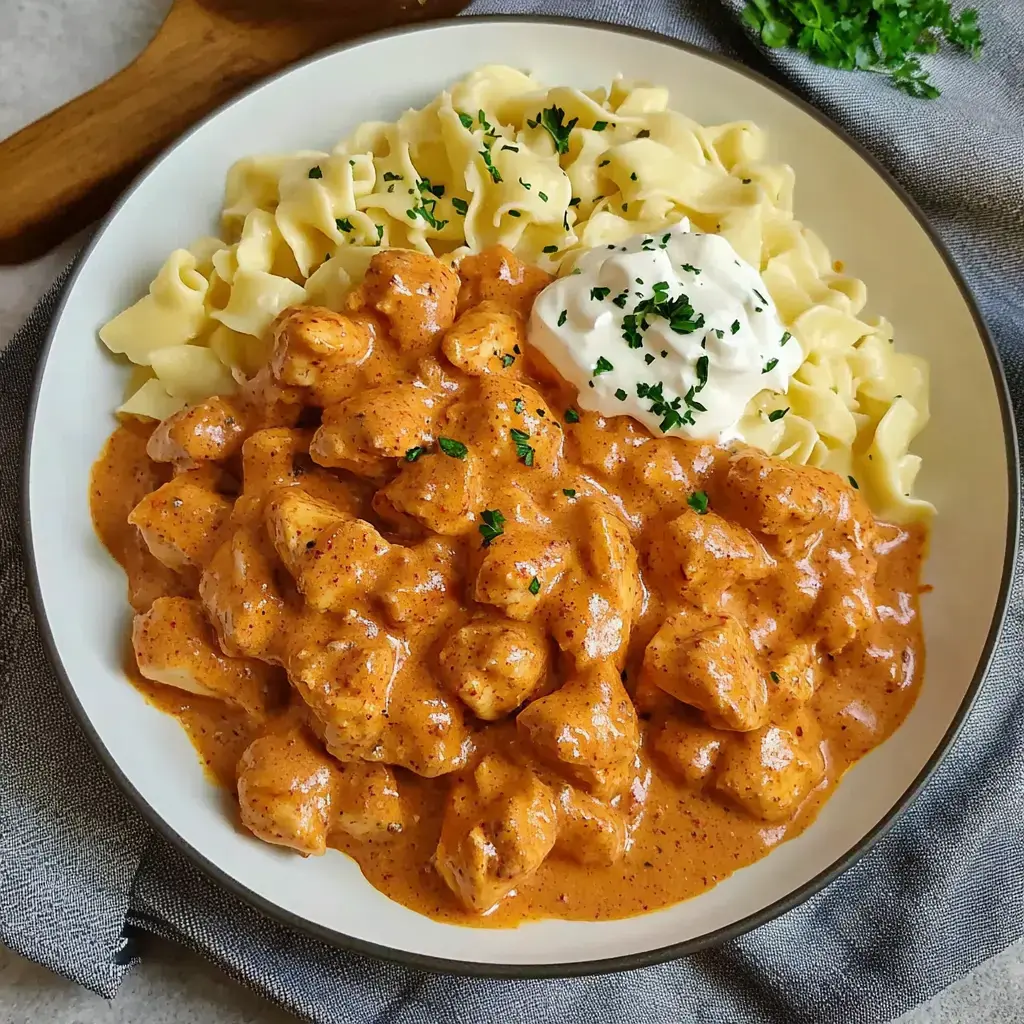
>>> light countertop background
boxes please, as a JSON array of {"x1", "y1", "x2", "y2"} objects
[{"x1": 1, "y1": 1, "x2": 1022, "y2": 1021}]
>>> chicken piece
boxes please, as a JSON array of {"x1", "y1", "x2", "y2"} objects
[
  {"x1": 199, "y1": 525, "x2": 285, "y2": 660},
  {"x1": 553, "y1": 785, "x2": 626, "y2": 867},
  {"x1": 473, "y1": 525, "x2": 569, "y2": 622},
  {"x1": 333, "y1": 761, "x2": 405, "y2": 840},
  {"x1": 310, "y1": 379, "x2": 441, "y2": 483},
  {"x1": 264, "y1": 488, "x2": 391, "y2": 613},
  {"x1": 127, "y1": 472, "x2": 232, "y2": 573},
  {"x1": 439, "y1": 619, "x2": 548, "y2": 721},
  {"x1": 721, "y1": 449, "x2": 870, "y2": 549},
  {"x1": 434, "y1": 755, "x2": 558, "y2": 913},
  {"x1": 376, "y1": 538, "x2": 456, "y2": 628},
  {"x1": 351, "y1": 249, "x2": 459, "y2": 353},
  {"x1": 549, "y1": 500, "x2": 641, "y2": 666},
  {"x1": 456, "y1": 245, "x2": 552, "y2": 319},
  {"x1": 655, "y1": 509, "x2": 773, "y2": 591},
  {"x1": 366, "y1": 677, "x2": 473, "y2": 778},
  {"x1": 231, "y1": 428, "x2": 311, "y2": 523},
  {"x1": 270, "y1": 305, "x2": 373, "y2": 405},
  {"x1": 651, "y1": 713, "x2": 726, "y2": 787},
  {"x1": 146, "y1": 395, "x2": 248, "y2": 468},
  {"x1": 769, "y1": 642, "x2": 820, "y2": 705},
  {"x1": 517, "y1": 661, "x2": 639, "y2": 793},
  {"x1": 713, "y1": 709, "x2": 826, "y2": 822},
  {"x1": 812, "y1": 548, "x2": 878, "y2": 654},
  {"x1": 568, "y1": 412, "x2": 648, "y2": 480},
  {"x1": 642, "y1": 612, "x2": 769, "y2": 733},
  {"x1": 624, "y1": 437, "x2": 706, "y2": 510},
  {"x1": 133, "y1": 596, "x2": 277, "y2": 717},
  {"x1": 237, "y1": 730, "x2": 334, "y2": 855},
  {"x1": 441, "y1": 300, "x2": 525, "y2": 375},
  {"x1": 284, "y1": 617, "x2": 398, "y2": 754},
  {"x1": 443, "y1": 377, "x2": 561, "y2": 472},
  {"x1": 373, "y1": 451, "x2": 483, "y2": 537}
]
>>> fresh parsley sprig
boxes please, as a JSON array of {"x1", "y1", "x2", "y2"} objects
[
  {"x1": 527, "y1": 105, "x2": 579, "y2": 155},
  {"x1": 742, "y1": 0, "x2": 982, "y2": 99}
]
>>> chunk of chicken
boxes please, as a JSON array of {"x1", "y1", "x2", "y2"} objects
[
  {"x1": 333, "y1": 761, "x2": 405, "y2": 840},
  {"x1": 713, "y1": 709, "x2": 826, "y2": 822},
  {"x1": 548, "y1": 500, "x2": 640, "y2": 666},
  {"x1": 642, "y1": 612, "x2": 769, "y2": 733},
  {"x1": 365, "y1": 677, "x2": 473, "y2": 778},
  {"x1": 373, "y1": 451, "x2": 483, "y2": 537},
  {"x1": 812, "y1": 548, "x2": 878, "y2": 654},
  {"x1": 553, "y1": 785, "x2": 626, "y2": 867},
  {"x1": 270, "y1": 305, "x2": 372, "y2": 405},
  {"x1": 443, "y1": 377, "x2": 561, "y2": 472},
  {"x1": 441, "y1": 300, "x2": 525, "y2": 375},
  {"x1": 376, "y1": 538, "x2": 456, "y2": 628},
  {"x1": 284, "y1": 619, "x2": 398, "y2": 754},
  {"x1": 200, "y1": 526, "x2": 285, "y2": 660},
  {"x1": 439, "y1": 619, "x2": 548, "y2": 720},
  {"x1": 231, "y1": 428, "x2": 311, "y2": 523},
  {"x1": 517, "y1": 661, "x2": 639, "y2": 794},
  {"x1": 769, "y1": 642, "x2": 820, "y2": 705},
  {"x1": 133, "y1": 596, "x2": 277, "y2": 717},
  {"x1": 146, "y1": 395, "x2": 248, "y2": 468},
  {"x1": 310, "y1": 379, "x2": 441, "y2": 483},
  {"x1": 237, "y1": 730, "x2": 334, "y2": 855},
  {"x1": 434, "y1": 755, "x2": 557, "y2": 913},
  {"x1": 264, "y1": 488, "x2": 391, "y2": 613},
  {"x1": 352, "y1": 249, "x2": 459, "y2": 353},
  {"x1": 473, "y1": 525, "x2": 569, "y2": 622},
  {"x1": 651, "y1": 713, "x2": 726, "y2": 787},
  {"x1": 127, "y1": 472, "x2": 232, "y2": 573},
  {"x1": 655, "y1": 509, "x2": 773, "y2": 591},
  {"x1": 456, "y1": 245, "x2": 552, "y2": 319}
]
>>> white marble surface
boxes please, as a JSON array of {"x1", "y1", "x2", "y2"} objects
[{"x1": 1, "y1": 1, "x2": 1021, "y2": 1021}]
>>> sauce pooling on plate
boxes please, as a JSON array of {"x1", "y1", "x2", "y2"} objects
[{"x1": 90, "y1": 244, "x2": 925, "y2": 925}]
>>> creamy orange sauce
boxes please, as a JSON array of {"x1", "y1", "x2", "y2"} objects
[{"x1": 90, "y1": 245, "x2": 926, "y2": 926}]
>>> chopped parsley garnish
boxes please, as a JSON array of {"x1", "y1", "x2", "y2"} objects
[
  {"x1": 599, "y1": 159, "x2": 610, "y2": 167},
  {"x1": 630, "y1": 172, "x2": 638, "y2": 181},
  {"x1": 713, "y1": 328, "x2": 724, "y2": 339},
  {"x1": 594, "y1": 356, "x2": 614, "y2": 375},
  {"x1": 480, "y1": 148, "x2": 502, "y2": 183},
  {"x1": 528, "y1": 576, "x2": 541, "y2": 596},
  {"x1": 615, "y1": 388, "x2": 628, "y2": 401},
  {"x1": 742, "y1": 178, "x2": 752, "y2": 185},
  {"x1": 508, "y1": 209, "x2": 521, "y2": 217},
  {"x1": 644, "y1": 353, "x2": 655, "y2": 365},
  {"x1": 458, "y1": 111, "x2": 474, "y2": 129},
  {"x1": 308, "y1": 165, "x2": 322, "y2": 179},
  {"x1": 591, "y1": 287, "x2": 611, "y2": 301},
  {"x1": 538, "y1": 191, "x2": 549, "y2": 202},
  {"x1": 569, "y1": 196, "x2": 581, "y2": 207},
  {"x1": 375, "y1": 224, "x2": 384, "y2": 243},
  {"x1": 452, "y1": 197, "x2": 469, "y2": 216},
  {"x1": 688, "y1": 490, "x2": 710, "y2": 515},
  {"x1": 501, "y1": 353, "x2": 516, "y2": 368},
  {"x1": 781, "y1": 331, "x2": 792, "y2": 346},
  {"x1": 335, "y1": 217, "x2": 353, "y2": 233},
  {"x1": 513, "y1": 398, "x2": 525, "y2": 414},
  {"x1": 564, "y1": 408, "x2": 580, "y2": 424},
  {"x1": 563, "y1": 488, "x2": 577, "y2": 498},
  {"x1": 527, "y1": 105, "x2": 578, "y2": 154},
  {"x1": 478, "y1": 508, "x2": 505, "y2": 547},
  {"x1": 593, "y1": 120, "x2": 608, "y2": 131},
  {"x1": 514, "y1": 344, "x2": 521, "y2": 354},
  {"x1": 695, "y1": 355, "x2": 709, "y2": 389},
  {"x1": 438, "y1": 437, "x2": 468, "y2": 459},
  {"x1": 510, "y1": 428, "x2": 535, "y2": 467},
  {"x1": 557, "y1": 310, "x2": 568, "y2": 327},
  {"x1": 621, "y1": 203, "x2": 629, "y2": 212},
  {"x1": 404, "y1": 446, "x2": 427, "y2": 462},
  {"x1": 763, "y1": 358, "x2": 779, "y2": 374},
  {"x1": 680, "y1": 263, "x2": 701, "y2": 275},
  {"x1": 622, "y1": 314, "x2": 644, "y2": 348},
  {"x1": 542, "y1": 245, "x2": 558, "y2": 254},
  {"x1": 519, "y1": 178, "x2": 532, "y2": 190},
  {"x1": 730, "y1": 320, "x2": 741, "y2": 334},
  {"x1": 536, "y1": 408, "x2": 545, "y2": 417},
  {"x1": 502, "y1": 144, "x2": 519, "y2": 152},
  {"x1": 636, "y1": 129, "x2": 651, "y2": 138},
  {"x1": 753, "y1": 288, "x2": 768, "y2": 304},
  {"x1": 409, "y1": 179, "x2": 448, "y2": 230},
  {"x1": 612, "y1": 291, "x2": 629, "y2": 309},
  {"x1": 768, "y1": 407, "x2": 790, "y2": 422},
  {"x1": 848, "y1": 475, "x2": 860, "y2": 490},
  {"x1": 478, "y1": 109, "x2": 493, "y2": 132},
  {"x1": 383, "y1": 171, "x2": 403, "y2": 181},
  {"x1": 418, "y1": 178, "x2": 444, "y2": 198},
  {"x1": 770, "y1": 670, "x2": 781, "y2": 684}
]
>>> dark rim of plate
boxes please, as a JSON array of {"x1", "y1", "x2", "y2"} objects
[{"x1": 21, "y1": 14, "x2": 1021, "y2": 981}]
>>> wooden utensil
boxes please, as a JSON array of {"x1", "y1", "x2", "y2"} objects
[{"x1": 0, "y1": 0, "x2": 468, "y2": 264}]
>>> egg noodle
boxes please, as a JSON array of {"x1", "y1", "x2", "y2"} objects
[{"x1": 99, "y1": 65, "x2": 931, "y2": 523}]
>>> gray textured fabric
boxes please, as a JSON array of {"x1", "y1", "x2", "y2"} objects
[{"x1": 1, "y1": 1, "x2": 1022, "y2": 1021}]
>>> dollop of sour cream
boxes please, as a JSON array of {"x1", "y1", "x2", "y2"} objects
[{"x1": 528, "y1": 221, "x2": 802, "y2": 441}]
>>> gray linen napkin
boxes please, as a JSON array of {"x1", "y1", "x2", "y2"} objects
[{"x1": 2, "y1": 1, "x2": 1022, "y2": 1021}]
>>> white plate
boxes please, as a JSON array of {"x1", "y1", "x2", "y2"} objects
[{"x1": 23, "y1": 17, "x2": 1018, "y2": 975}]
